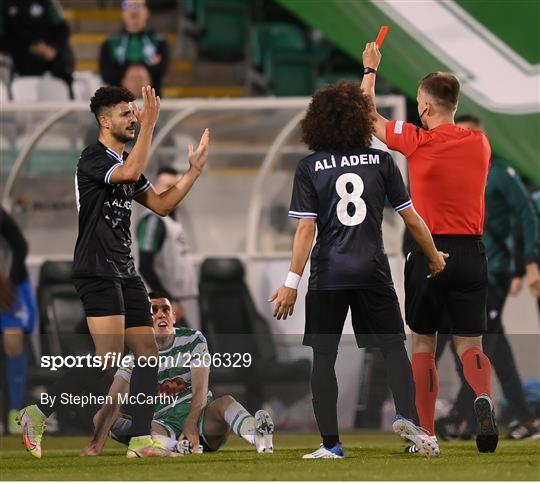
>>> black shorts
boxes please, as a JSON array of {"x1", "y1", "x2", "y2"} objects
[
  {"x1": 404, "y1": 235, "x2": 487, "y2": 336},
  {"x1": 304, "y1": 286, "x2": 405, "y2": 352},
  {"x1": 73, "y1": 275, "x2": 153, "y2": 328}
]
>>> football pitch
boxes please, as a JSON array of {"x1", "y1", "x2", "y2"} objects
[{"x1": 1, "y1": 432, "x2": 539, "y2": 481}]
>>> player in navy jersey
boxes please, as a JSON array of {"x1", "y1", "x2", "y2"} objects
[
  {"x1": 269, "y1": 81, "x2": 447, "y2": 459},
  {"x1": 19, "y1": 85, "x2": 209, "y2": 459}
]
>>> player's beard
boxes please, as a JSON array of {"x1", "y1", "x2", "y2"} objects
[{"x1": 112, "y1": 124, "x2": 136, "y2": 144}]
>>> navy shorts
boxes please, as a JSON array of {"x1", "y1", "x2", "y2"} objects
[{"x1": 304, "y1": 285, "x2": 405, "y2": 351}]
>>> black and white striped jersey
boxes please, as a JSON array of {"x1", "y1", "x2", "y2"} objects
[
  {"x1": 289, "y1": 147, "x2": 411, "y2": 290},
  {"x1": 73, "y1": 142, "x2": 151, "y2": 278}
]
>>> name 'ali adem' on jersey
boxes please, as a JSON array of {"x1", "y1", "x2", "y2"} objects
[{"x1": 315, "y1": 154, "x2": 381, "y2": 172}]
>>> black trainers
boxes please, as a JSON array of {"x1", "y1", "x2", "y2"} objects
[
  {"x1": 404, "y1": 443, "x2": 419, "y2": 453},
  {"x1": 474, "y1": 395, "x2": 498, "y2": 453}
]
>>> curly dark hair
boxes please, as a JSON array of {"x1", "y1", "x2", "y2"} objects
[
  {"x1": 89, "y1": 86, "x2": 135, "y2": 120},
  {"x1": 301, "y1": 81, "x2": 374, "y2": 152}
]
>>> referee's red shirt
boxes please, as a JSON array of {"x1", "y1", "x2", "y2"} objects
[{"x1": 386, "y1": 120, "x2": 490, "y2": 235}]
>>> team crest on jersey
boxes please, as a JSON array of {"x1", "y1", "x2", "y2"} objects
[{"x1": 122, "y1": 183, "x2": 135, "y2": 198}]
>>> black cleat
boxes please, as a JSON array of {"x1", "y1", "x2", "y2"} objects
[
  {"x1": 474, "y1": 395, "x2": 498, "y2": 453},
  {"x1": 404, "y1": 443, "x2": 418, "y2": 453}
]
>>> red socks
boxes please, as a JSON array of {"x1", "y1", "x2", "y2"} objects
[
  {"x1": 412, "y1": 352, "x2": 439, "y2": 436},
  {"x1": 412, "y1": 348, "x2": 492, "y2": 437},
  {"x1": 460, "y1": 347, "x2": 492, "y2": 397}
]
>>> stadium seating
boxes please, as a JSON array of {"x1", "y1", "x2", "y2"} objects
[
  {"x1": 11, "y1": 76, "x2": 71, "y2": 102},
  {"x1": 314, "y1": 41, "x2": 361, "y2": 89},
  {"x1": 184, "y1": 0, "x2": 250, "y2": 61},
  {"x1": 199, "y1": 257, "x2": 311, "y2": 411},
  {"x1": 72, "y1": 71, "x2": 102, "y2": 102},
  {"x1": 37, "y1": 261, "x2": 90, "y2": 358},
  {"x1": 248, "y1": 23, "x2": 318, "y2": 96}
]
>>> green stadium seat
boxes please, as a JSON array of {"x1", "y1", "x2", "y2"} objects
[
  {"x1": 314, "y1": 40, "x2": 362, "y2": 90},
  {"x1": 186, "y1": 0, "x2": 250, "y2": 61},
  {"x1": 199, "y1": 258, "x2": 311, "y2": 410},
  {"x1": 249, "y1": 23, "x2": 318, "y2": 96}
]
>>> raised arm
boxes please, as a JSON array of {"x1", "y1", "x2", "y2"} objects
[
  {"x1": 399, "y1": 206, "x2": 448, "y2": 278},
  {"x1": 135, "y1": 129, "x2": 209, "y2": 216},
  {"x1": 360, "y1": 42, "x2": 388, "y2": 143},
  {"x1": 268, "y1": 217, "x2": 316, "y2": 320},
  {"x1": 109, "y1": 86, "x2": 161, "y2": 184}
]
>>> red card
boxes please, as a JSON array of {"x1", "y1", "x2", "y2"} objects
[{"x1": 375, "y1": 26, "x2": 389, "y2": 48}]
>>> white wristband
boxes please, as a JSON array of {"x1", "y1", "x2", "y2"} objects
[{"x1": 284, "y1": 272, "x2": 301, "y2": 289}]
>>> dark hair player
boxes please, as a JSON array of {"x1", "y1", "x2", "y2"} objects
[
  {"x1": 18, "y1": 85, "x2": 209, "y2": 459},
  {"x1": 269, "y1": 81, "x2": 447, "y2": 459}
]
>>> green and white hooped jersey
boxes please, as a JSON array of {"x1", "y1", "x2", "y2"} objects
[{"x1": 115, "y1": 327, "x2": 211, "y2": 417}]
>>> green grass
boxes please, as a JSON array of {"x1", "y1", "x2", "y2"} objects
[{"x1": 1, "y1": 432, "x2": 539, "y2": 481}]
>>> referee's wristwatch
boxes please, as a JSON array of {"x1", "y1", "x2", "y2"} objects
[{"x1": 363, "y1": 67, "x2": 377, "y2": 75}]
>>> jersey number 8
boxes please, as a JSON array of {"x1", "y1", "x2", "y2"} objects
[{"x1": 335, "y1": 173, "x2": 367, "y2": 226}]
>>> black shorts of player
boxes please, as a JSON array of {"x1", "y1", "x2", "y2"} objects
[
  {"x1": 73, "y1": 275, "x2": 153, "y2": 328},
  {"x1": 404, "y1": 235, "x2": 487, "y2": 336},
  {"x1": 304, "y1": 286, "x2": 405, "y2": 352}
]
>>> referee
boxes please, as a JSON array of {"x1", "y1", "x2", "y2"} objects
[
  {"x1": 361, "y1": 43, "x2": 497, "y2": 453},
  {"x1": 18, "y1": 85, "x2": 209, "y2": 458}
]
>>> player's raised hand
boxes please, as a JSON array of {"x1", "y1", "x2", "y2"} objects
[
  {"x1": 132, "y1": 85, "x2": 161, "y2": 127},
  {"x1": 268, "y1": 286, "x2": 297, "y2": 320},
  {"x1": 427, "y1": 251, "x2": 449, "y2": 279},
  {"x1": 188, "y1": 128, "x2": 210, "y2": 175},
  {"x1": 362, "y1": 42, "x2": 381, "y2": 70}
]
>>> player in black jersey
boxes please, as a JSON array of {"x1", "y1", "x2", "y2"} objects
[
  {"x1": 269, "y1": 82, "x2": 447, "y2": 459},
  {"x1": 19, "y1": 85, "x2": 209, "y2": 459}
]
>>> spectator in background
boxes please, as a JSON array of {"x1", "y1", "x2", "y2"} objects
[
  {"x1": 137, "y1": 167, "x2": 199, "y2": 327},
  {"x1": 122, "y1": 63, "x2": 152, "y2": 98},
  {"x1": 100, "y1": 0, "x2": 169, "y2": 96},
  {"x1": 0, "y1": 207, "x2": 37, "y2": 435},
  {"x1": 509, "y1": 186, "x2": 540, "y2": 316},
  {"x1": 434, "y1": 115, "x2": 540, "y2": 441},
  {"x1": 0, "y1": 0, "x2": 74, "y2": 89}
]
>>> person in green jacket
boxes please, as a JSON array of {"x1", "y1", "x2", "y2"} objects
[
  {"x1": 99, "y1": 0, "x2": 169, "y2": 96},
  {"x1": 434, "y1": 115, "x2": 540, "y2": 441},
  {"x1": 508, "y1": 186, "x2": 540, "y2": 314}
]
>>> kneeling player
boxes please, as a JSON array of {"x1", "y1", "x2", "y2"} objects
[{"x1": 83, "y1": 292, "x2": 274, "y2": 456}]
